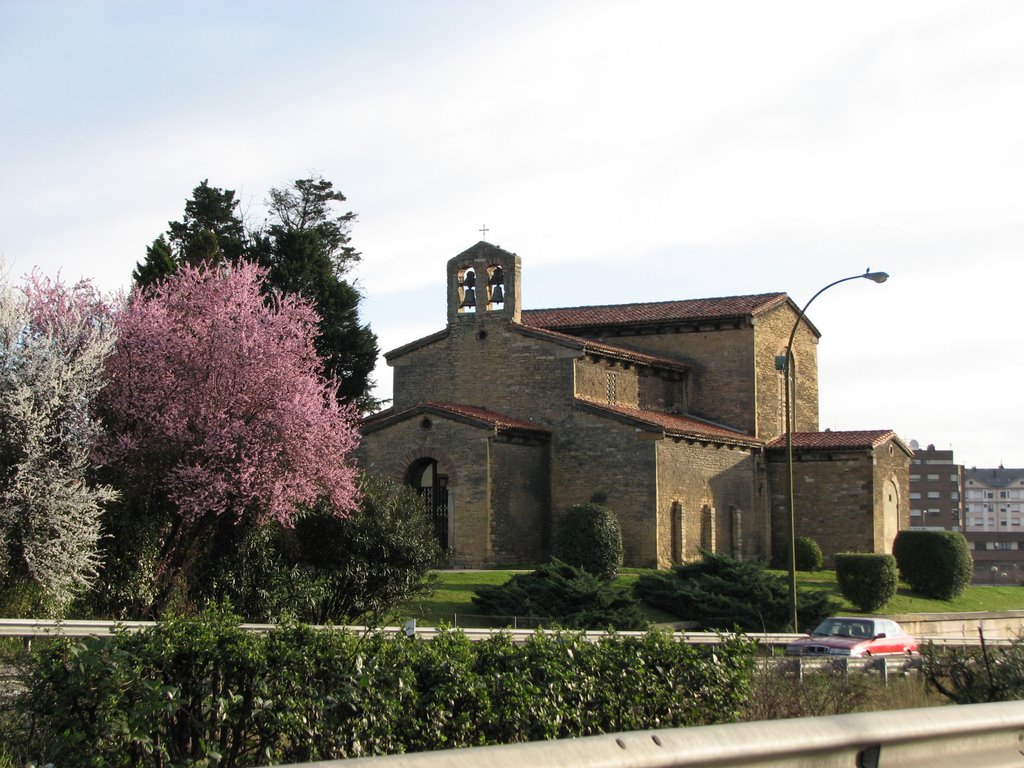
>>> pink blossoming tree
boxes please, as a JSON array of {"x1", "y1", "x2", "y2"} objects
[{"x1": 97, "y1": 261, "x2": 361, "y2": 612}]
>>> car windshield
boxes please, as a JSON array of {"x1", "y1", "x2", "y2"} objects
[{"x1": 810, "y1": 620, "x2": 874, "y2": 639}]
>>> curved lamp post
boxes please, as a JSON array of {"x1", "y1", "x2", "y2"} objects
[{"x1": 779, "y1": 269, "x2": 889, "y2": 631}]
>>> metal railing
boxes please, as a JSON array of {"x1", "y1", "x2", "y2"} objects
[
  {"x1": 276, "y1": 701, "x2": 1024, "y2": 767},
  {"x1": 0, "y1": 617, "x2": 1006, "y2": 651}
]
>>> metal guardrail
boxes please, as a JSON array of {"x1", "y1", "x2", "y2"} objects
[
  {"x1": 277, "y1": 701, "x2": 1024, "y2": 768},
  {"x1": 0, "y1": 618, "x2": 1008, "y2": 650},
  {"x1": 0, "y1": 618, "x2": 805, "y2": 649}
]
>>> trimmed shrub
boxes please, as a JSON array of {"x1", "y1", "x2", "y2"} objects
[
  {"x1": 472, "y1": 560, "x2": 648, "y2": 630},
  {"x1": 794, "y1": 537, "x2": 824, "y2": 572},
  {"x1": 552, "y1": 502, "x2": 623, "y2": 580},
  {"x1": 835, "y1": 553, "x2": 898, "y2": 612},
  {"x1": 892, "y1": 530, "x2": 972, "y2": 600},
  {"x1": 16, "y1": 606, "x2": 756, "y2": 766},
  {"x1": 634, "y1": 552, "x2": 839, "y2": 632}
]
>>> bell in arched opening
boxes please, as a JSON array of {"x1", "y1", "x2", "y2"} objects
[
  {"x1": 460, "y1": 287, "x2": 477, "y2": 307},
  {"x1": 489, "y1": 283, "x2": 504, "y2": 303}
]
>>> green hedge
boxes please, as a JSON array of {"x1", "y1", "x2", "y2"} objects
[
  {"x1": 834, "y1": 553, "x2": 898, "y2": 612},
  {"x1": 16, "y1": 607, "x2": 756, "y2": 767},
  {"x1": 892, "y1": 530, "x2": 973, "y2": 600}
]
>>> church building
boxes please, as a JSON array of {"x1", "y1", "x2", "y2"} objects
[{"x1": 358, "y1": 241, "x2": 911, "y2": 568}]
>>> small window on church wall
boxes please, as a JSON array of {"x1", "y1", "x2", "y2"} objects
[
  {"x1": 458, "y1": 268, "x2": 477, "y2": 313},
  {"x1": 485, "y1": 265, "x2": 505, "y2": 310},
  {"x1": 606, "y1": 371, "x2": 617, "y2": 404}
]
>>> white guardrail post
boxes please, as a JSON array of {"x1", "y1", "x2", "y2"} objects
[{"x1": 278, "y1": 701, "x2": 1024, "y2": 768}]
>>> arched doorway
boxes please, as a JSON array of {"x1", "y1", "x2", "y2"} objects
[{"x1": 407, "y1": 458, "x2": 449, "y2": 551}]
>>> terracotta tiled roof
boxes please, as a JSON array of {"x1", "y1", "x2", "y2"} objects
[
  {"x1": 514, "y1": 325, "x2": 689, "y2": 374},
  {"x1": 765, "y1": 430, "x2": 902, "y2": 451},
  {"x1": 522, "y1": 293, "x2": 790, "y2": 330},
  {"x1": 575, "y1": 397, "x2": 761, "y2": 447},
  {"x1": 361, "y1": 401, "x2": 551, "y2": 438}
]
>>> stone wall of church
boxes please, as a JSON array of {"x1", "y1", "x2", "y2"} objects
[
  {"x1": 655, "y1": 440, "x2": 758, "y2": 567},
  {"x1": 573, "y1": 357, "x2": 686, "y2": 412},
  {"x1": 586, "y1": 326, "x2": 757, "y2": 434},
  {"x1": 488, "y1": 438, "x2": 551, "y2": 564},
  {"x1": 359, "y1": 416, "x2": 493, "y2": 566},
  {"x1": 765, "y1": 440, "x2": 911, "y2": 567},
  {"x1": 549, "y1": 410, "x2": 660, "y2": 567},
  {"x1": 871, "y1": 441, "x2": 912, "y2": 552},
  {"x1": 766, "y1": 449, "x2": 878, "y2": 567},
  {"x1": 573, "y1": 357, "x2": 641, "y2": 408},
  {"x1": 390, "y1": 316, "x2": 576, "y2": 425},
  {"x1": 752, "y1": 303, "x2": 819, "y2": 441}
]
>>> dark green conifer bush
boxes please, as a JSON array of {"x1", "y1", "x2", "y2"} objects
[
  {"x1": 472, "y1": 560, "x2": 648, "y2": 630},
  {"x1": 634, "y1": 552, "x2": 839, "y2": 632}
]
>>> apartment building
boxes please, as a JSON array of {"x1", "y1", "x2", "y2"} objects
[
  {"x1": 908, "y1": 443, "x2": 963, "y2": 532},
  {"x1": 964, "y1": 466, "x2": 1024, "y2": 584}
]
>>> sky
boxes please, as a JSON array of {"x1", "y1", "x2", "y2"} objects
[{"x1": 2, "y1": 0, "x2": 1022, "y2": 468}]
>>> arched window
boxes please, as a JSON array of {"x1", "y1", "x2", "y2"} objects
[{"x1": 407, "y1": 458, "x2": 449, "y2": 550}]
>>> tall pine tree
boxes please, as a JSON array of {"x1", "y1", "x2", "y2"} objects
[
  {"x1": 260, "y1": 176, "x2": 378, "y2": 408},
  {"x1": 132, "y1": 176, "x2": 379, "y2": 409}
]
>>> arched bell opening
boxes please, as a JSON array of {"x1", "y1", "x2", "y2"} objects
[
  {"x1": 407, "y1": 458, "x2": 450, "y2": 550},
  {"x1": 457, "y1": 267, "x2": 477, "y2": 313},
  {"x1": 486, "y1": 264, "x2": 505, "y2": 309}
]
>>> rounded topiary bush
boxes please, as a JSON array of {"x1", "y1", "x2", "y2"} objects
[
  {"x1": 794, "y1": 536, "x2": 824, "y2": 572},
  {"x1": 892, "y1": 530, "x2": 972, "y2": 600},
  {"x1": 835, "y1": 553, "x2": 898, "y2": 612},
  {"x1": 552, "y1": 502, "x2": 623, "y2": 581}
]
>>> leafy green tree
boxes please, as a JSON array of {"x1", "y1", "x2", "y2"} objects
[{"x1": 220, "y1": 474, "x2": 442, "y2": 624}]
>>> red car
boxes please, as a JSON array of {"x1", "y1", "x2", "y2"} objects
[{"x1": 785, "y1": 617, "x2": 918, "y2": 657}]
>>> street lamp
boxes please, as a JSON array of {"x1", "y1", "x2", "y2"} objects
[{"x1": 778, "y1": 269, "x2": 889, "y2": 632}]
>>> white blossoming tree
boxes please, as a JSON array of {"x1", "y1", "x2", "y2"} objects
[{"x1": 0, "y1": 270, "x2": 117, "y2": 615}]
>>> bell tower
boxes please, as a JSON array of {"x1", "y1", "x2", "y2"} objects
[{"x1": 446, "y1": 241, "x2": 522, "y2": 325}]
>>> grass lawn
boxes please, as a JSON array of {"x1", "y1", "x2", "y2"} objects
[
  {"x1": 397, "y1": 567, "x2": 1024, "y2": 628},
  {"x1": 792, "y1": 569, "x2": 1024, "y2": 614}
]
